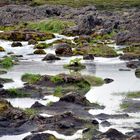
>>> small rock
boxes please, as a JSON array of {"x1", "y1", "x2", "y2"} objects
[
  {"x1": 104, "y1": 78, "x2": 114, "y2": 84},
  {"x1": 42, "y1": 53, "x2": 61, "y2": 61},
  {"x1": 83, "y1": 54, "x2": 94, "y2": 60},
  {"x1": 11, "y1": 42, "x2": 22, "y2": 47}
]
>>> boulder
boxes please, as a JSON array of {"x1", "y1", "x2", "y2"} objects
[
  {"x1": 23, "y1": 133, "x2": 58, "y2": 140},
  {"x1": 33, "y1": 49, "x2": 46, "y2": 55},
  {"x1": 55, "y1": 43, "x2": 73, "y2": 56},
  {"x1": 42, "y1": 53, "x2": 61, "y2": 61},
  {"x1": 104, "y1": 78, "x2": 114, "y2": 84},
  {"x1": 11, "y1": 42, "x2": 22, "y2": 47},
  {"x1": 83, "y1": 54, "x2": 94, "y2": 60}
]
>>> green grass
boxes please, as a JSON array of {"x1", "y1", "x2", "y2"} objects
[
  {"x1": 27, "y1": 19, "x2": 75, "y2": 33},
  {"x1": 50, "y1": 75, "x2": 64, "y2": 84},
  {"x1": 23, "y1": 108, "x2": 38, "y2": 117},
  {"x1": 0, "y1": 57, "x2": 14, "y2": 69},
  {"x1": 53, "y1": 86, "x2": 63, "y2": 97},
  {"x1": 29, "y1": 0, "x2": 140, "y2": 9},
  {"x1": 127, "y1": 91, "x2": 140, "y2": 98},
  {"x1": 83, "y1": 75, "x2": 104, "y2": 86},
  {"x1": 120, "y1": 102, "x2": 131, "y2": 109},
  {"x1": 21, "y1": 73, "x2": 42, "y2": 84},
  {"x1": 7, "y1": 88, "x2": 29, "y2": 97}
]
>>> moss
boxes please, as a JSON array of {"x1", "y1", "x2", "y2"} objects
[
  {"x1": 7, "y1": 88, "x2": 29, "y2": 97},
  {"x1": 0, "y1": 57, "x2": 14, "y2": 69},
  {"x1": 90, "y1": 45, "x2": 118, "y2": 57},
  {"x1": 127, "y1": 91, "x2": 140, "y2": 98},
  {"x1": 64, "y1": 58, "x2": 86, "y2": 71},
  {"x1": 0, "y1": 77, "x2": 13, "y2": 83},
  {"x1": 21, "y1": 73, "x2": 42, "y2": 84},
  {"x1": 50, "y1": 75, "x2": 64, "y2": 84},
  {"x1": 34, "y1": 43, "x2": 51, "y2": 49},
  {"x1": 120, "y1": 102, "x2": 132, "y2": 109},
  {"x1": 0, "y1": 46, "x2": 5, "y2": 52},
  {"x1": 0, "y1": 100, "x2": 10, "y2": 113},
  {"x1": 27, "y1": 19, "x2": 75, "y2": 33},
  {"x1": 53, "y1": 86, "x2": 63, "y2": 97},
  {"x1": 83, "y1": 75, "x2": 104, "y2": 86},
  {"x1": 23, "y1": 108, "x2": 38, "y2": 117},
  {"x1": 33, "y1": 49, "x2": 46, "y2": 55}
]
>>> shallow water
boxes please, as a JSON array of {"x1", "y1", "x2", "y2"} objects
[{"x1": 0, "y1": 34, "x2": 140, "y2": 139}]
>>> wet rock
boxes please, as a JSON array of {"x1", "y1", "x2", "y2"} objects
[
  {"x1": 119, "y1": 69, "x2": 131, "y2": 71},
  {"x1": 126, "y1": 61, "x2": 140, "y2": 69},
  {"x1": 101, "y1": 121, "x2": 111, "y2": 127},
  {"x1": 104, "y1": 78, "x2": 114, "y2": 84},
  {"x1": 31, "y1": 102, "x2": 45, "y2": 109},
  {"x1": 59, "y1": 92, "x2": 92, "y2": 106},
  {"x1": 128, "y1": 135, "x2": 140, "y2": 140},
  {"x1": 23, "y1": 133, "x2": 58, "y2": 140},
  {"x1": 55, "y1": 43, "x2": 73, "y2": 56},
  {"x1": 120, "y1": 53, "x2": 140, "y2": 60},
  {"x1": 58, "y1": 121, "x2": 75, "y2": 129},
  {"x1": 11, "y1": 42, "x2": 22, "y2": 47},
  {"x1": 0, "y1": 46, "x2": 5, "y2": 52},
  {"x1": 95, "y1": 113, "x2": 129, "y2": 120},
  {"x1": 0, "y1": 83, "x2": 3, "y2": 88},
  {"x1": 83, "y1": 54, "x2": 94, "y2": 60},
  {"x1": 95, "y1": 128, "x2": 128, "y2": 140},
  {"x1": 135, "y1": 68, "x2": 140, "y2": 78},
  {"x1": 42, "y1": 53, "x2": 61, "y2": 61}
]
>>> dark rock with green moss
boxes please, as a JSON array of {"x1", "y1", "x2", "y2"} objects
[
  {"x1": 42, "y1": 53, "x2": 61, "y2": 61},
  {"x1": 0, "y1": 30, "x2": 55, "y2": 41},
  {"x1": 34, "y1": 43, "x2": 51, "y2": 49},
  {"x1": 28, "y1": 39, "x2": 38, "y2": 45},
  {"x1": 135, "y1": 68, "x2": 140, "y2": 78},
  {"x1": 0, "y1": 46, "x2": 5, "y2": 52},
  {"x1": 23, "y1": 133, "x2": 58, "y2": 140},
  {"x1": 33, "y1": 49, "x2": 46, "y2": 55},
  {"x1": 55, "y1": 43, "x2": 73, "y2": 56}
]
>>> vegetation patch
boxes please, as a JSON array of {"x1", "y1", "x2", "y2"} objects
[
  {"x1": 127, "y1": 91, "x2": 140, "y2": 98},
  {"x1": 23, "y1": 108, "x2": 38, "y2": 117},
  {"x1": 50, "y1": 75, "x2": 64, "y2": 84},
  {"x1": 34, "y1": 43, "x2": 51, "y2": 49},
  {"x1": 0, "y1": 77, "x2": 13, "y2": 83},
  {"x1": 120, "y1": 102, "x2": 132, "y2": 109},
  {"x1": 27, "y1": 19, "x2": 75, "y2": 33},
  {"x1": 0, "y1": 57, "x2": 14, "y2": 69},
  {"x1": 64, "y1": 58, "x2": 86, "y2": 71},
  {"x1": 7, "y1": 88, "x2": 29, "y2": 98},
  {"x1": 53, "y1": 86, "x2": 63, "y2": 97},
  {"x1": 21, "y1": 73, "x2": 42, "y2": 84},
  {"x1": 0, "y1": 100, "x2": 10, "y2": 113},
  {"x1": 83, "y1": 75, "x2": 104, "y2": 86}
]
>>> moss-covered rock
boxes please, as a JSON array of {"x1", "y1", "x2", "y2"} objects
[
  {"x1": 0, "y1": 46, "x2": 5, "y2": 52},
  {"x1": 33, "y1": 49, "x2": 46, "y2": 55},
  {"x1": 0, "y1": 31, "x2": 55, "y2": 41},
  {"x1": 34, "y1": 43, "x2": 50, "y2": 49},
  {"x1": 28, "y1": 39, "x2": 38, "y2": 45},
  {"x1": 0, "y1": 99, "x2": 11, "y2": 113},
  {"x1": 135, "y1": 68, "x2": 140, "y2": 78}
]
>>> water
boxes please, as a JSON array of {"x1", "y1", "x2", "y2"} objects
[{"x1": 0, "y1": 34, "x2": 140, "y2": 139}]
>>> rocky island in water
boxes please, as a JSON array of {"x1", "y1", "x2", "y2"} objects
[{"x1": 0, "y1": 0, "x2": 140, "y2": 140}]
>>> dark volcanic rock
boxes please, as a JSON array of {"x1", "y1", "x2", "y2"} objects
[
  {"x1": 55, "y1": 43, "x2": 73, "y2": 56},
  {"x1": 83, "y1": 54, "x2": 94, "y2": 60},
  {"x1": 11, "y1": 42, "x2": 22, "y2": 47},
  {"x1": 104, "y1": 78, "x2": 114, "y2": 84},
  {"x1": 94, "y1": 113, "x2": 129, "y2": 120},
  {"x1": 23, "y1": 133, "x2": 58, "y2": 140},
  {"x1": 42, "y1": 53, "x2": 61, "y2": 61},
  {"x1": 95, "y1": 128, "x2": 128, "y2": 140}
]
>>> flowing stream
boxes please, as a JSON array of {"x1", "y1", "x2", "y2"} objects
[{"x1": 0, "y1": 33, "x2": 140, "y2": 139}]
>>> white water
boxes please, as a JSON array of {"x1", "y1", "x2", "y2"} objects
[{"x1": 0, "y1": 34, "x2": 140, "y2": 139}]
